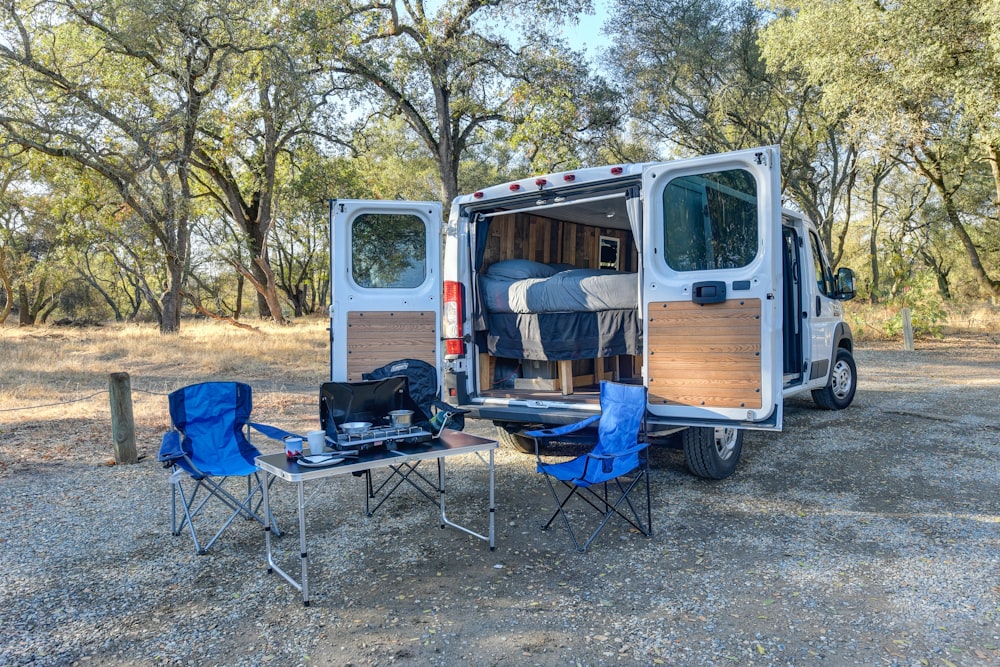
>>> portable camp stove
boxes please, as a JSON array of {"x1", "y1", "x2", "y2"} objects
[{"x1": 331, "y1": 424, "x2": 433, "y2": 451}]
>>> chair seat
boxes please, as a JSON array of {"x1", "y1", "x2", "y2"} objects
[{"x1": 537, "y1": 451, "x2": 641, "y2": 487}]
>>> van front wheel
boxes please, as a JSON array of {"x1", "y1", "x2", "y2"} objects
[
  {"x1": 683, "y1": 427, "x2": 743, "y2": 479},
  {"x1": 811, "y1": 348, "x2": 857, "y2": 410}
]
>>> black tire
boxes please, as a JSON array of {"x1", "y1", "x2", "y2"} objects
[
  {"x1": 493, "y1": 422, "x2": 538, "y2": 453},
  {"x1": 682, "y1": 427, "x2": 743, "y2": 480},
  {"x1": 811, "y1": 348, "x2": 857, "y2": 410}
]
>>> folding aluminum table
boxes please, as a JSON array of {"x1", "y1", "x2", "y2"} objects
[{"x1": 255, "y1": 428, "x2": 497, "y2": 605}]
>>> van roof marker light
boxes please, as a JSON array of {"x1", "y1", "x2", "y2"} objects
[
  {"x1": 473, "y1": 191, "x2": 484, "y2": 199},
  {"x1": 564, "y1": 174, "x2": 576, "y2": 182},
  {"x1": 535, "y1": 178, "x2": 548, "y2": 188},
  {"x1": 611, "y1": 166, "x2": 624, "y2": 175},
  {"x1": 509, "y1": 183, "x2": 521, "y2": 191}
]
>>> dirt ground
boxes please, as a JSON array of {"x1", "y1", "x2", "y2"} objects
[{"x1": 0, "y1": 333, "x2": 997, "y2": 666}]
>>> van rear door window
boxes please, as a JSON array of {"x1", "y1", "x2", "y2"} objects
[
  {"x1": 661, "y1": 169, "x2": 758, "y2": 271},
  {"x1": 351, "y1": 213, "x2": 426, "y2": 288}
]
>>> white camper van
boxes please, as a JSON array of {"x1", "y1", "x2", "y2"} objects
[{"x1": 328, "y1": 146, "x2": 857, "y2": 479}]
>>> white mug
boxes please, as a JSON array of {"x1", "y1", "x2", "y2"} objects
[{"x1": 307, "y1": 430, "x2": 326, "y2": 455}]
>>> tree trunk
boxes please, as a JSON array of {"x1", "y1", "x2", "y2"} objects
[
  {"x1": 987, "y1": 140, "x2": 1000, "y2": 207},
  {"x1": 18, "y1": 283, "x2": 31, "y2": 326},
  {"x1": 160, "y1": 255, "x2": 183, "y2": 333},
  {"x1": 251, "y1": 237, "x2": 272, "y2": 318},
  {"x1": 234, "y1": 272, "x2": 244, "y2": 320},
  {"x1": 943, "y1": 196, "x2": 1000, "y2": 297},
  {"x1": 910, "y1": 146, "x2": 1000, "y2": 298},
  {"x1": 868, "y1": 164, "x2": 890, "y2": 303},
  {"x1": 254, "y1": 256, "x2": 286, "y2": 322},
  {"x1": 0, "y1": 252, "x2": 12, "y2": 324}
]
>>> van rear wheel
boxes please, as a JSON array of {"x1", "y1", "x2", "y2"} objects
[
  {"x1": 494, "y1": 422, "x2": 537, "y2": 453},
  {"x1": 682, "y1": 427, "x2": 743, "y2": 479}
]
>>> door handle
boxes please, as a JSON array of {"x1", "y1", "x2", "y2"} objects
[
  {"x1": 692, "y1": 281, "x2": 727, "y2": 304},
  {"x1": 815, "y1": 295, "x2": 821, "y2": 317}
]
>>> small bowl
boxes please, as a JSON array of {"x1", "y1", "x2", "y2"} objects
[
  {"x1": 340, "y1": 421, "x2": 372, "y2": 435},
  {"x1": 388, "y1": 410, "x2": 413, "y2": 428}
]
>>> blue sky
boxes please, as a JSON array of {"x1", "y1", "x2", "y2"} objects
[{"x1": 564, "y1": 0, "x2": 611, "y2": 59}]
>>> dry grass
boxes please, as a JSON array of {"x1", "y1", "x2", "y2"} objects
[
  {"x1": 0, "y1": 317, "x2": 332, "y2": 457},
  {"x1": 845, "y1": 300, "x2": 1000, "y2": 341},
  {"x1": 1, "y1": 310, "x2": 995, "y2": 460}
]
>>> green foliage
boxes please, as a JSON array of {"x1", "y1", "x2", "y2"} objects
[
  {"x1": 762, "y1": 0, "x2": 1000, "y2": 297},
  {"x1": 4, "y1": 0, "x2": 1000, "y2": 327},
  {"x1": 606, "y1": 0, "x2": 858, "y2": 263},
  {"x1": 847, "y1": 280, "x2": 947, "y2": 340},
  {"x1": 316, "y1": 0, "x2": 610, "y2": 204}
]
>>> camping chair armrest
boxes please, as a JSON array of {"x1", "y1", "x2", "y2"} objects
[
  {"x1": 158, "y1": 429, "x2": 184, "y2": 464},
  {"x1": 586, "y1": 441, "x2": 650, "y2": 460},
  {"x1": 248, "y1": 422, "x2": 302, "y2": 442},
  {"x1": 524, "y1": 414, "x2": 601, "y2": 440}
]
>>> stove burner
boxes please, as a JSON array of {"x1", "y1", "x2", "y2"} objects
[{"x1": 332, "y1": 424, "x2": 432, "y2": 449}]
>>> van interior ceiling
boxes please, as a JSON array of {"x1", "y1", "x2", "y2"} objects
[{"x1": 469, "y1": 185, "x2": 644, "y2": 403}]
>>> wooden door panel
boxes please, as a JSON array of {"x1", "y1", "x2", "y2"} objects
[
  {"x1": 647, "y1": 299, "x2": 762, "y2": 409},
  {"x1": 346, "y1": 311, "x2": 436, "y2": 382}
]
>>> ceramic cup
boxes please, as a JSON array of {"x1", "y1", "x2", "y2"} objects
[
  {"x1": 306, "y1": 430, "x2": 326, "y2": 455},
  {"x1": 284, "y1": 436, "x2": 303, "y2": 459}
]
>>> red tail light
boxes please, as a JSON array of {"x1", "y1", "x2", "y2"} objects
[{"x1": 443, "y1": 280, "x2": 464, "y2": 357}]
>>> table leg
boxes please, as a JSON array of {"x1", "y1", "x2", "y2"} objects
[
  {"x1": 436, "y1": 449, "x2": 496, "y2": 547},
  {"x1": 262, "y1": 470, "x2": 274, "y2": 572},
  {"x1": 489, "y1": 448, "x2": 495, "y2": 550},
  {"x1": 261, "y1": 475, "x2": 309, "y2": 605},
  {"x1": 297, "y1": 481, "x2": 309, "y2": 605},
  {"x1": 438, "y1": 458, "x2": 446, "y2": 529}
]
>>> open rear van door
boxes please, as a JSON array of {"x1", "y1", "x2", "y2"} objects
[
  {"x1": 329, "y1": 200, "x2": 443, "y2": 382},
  {"x1": 642, "y1": 147, "x2": 783, "y2": 430}
]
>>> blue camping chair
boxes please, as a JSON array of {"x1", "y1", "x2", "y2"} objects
[
  {"x1": 526, "y1": 381, "x2": 652, "y2": 552},
  {"x1": 158, "y1": 382, "x2": 285, "y2": 554}
]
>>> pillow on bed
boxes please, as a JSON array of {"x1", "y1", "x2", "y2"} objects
[
  {"x1": 548, "y1": 262, "x2": 577, "y2": 273},
  {"x1": 485, "y1": 259, "x2": 558, "y2": 280}
]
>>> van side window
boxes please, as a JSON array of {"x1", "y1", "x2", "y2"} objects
[
  {"x1": 809, "y1": 231, "x2": 834, "y2": 297},
  {"x1": 351, "y1": 213, "x2": 427, "y2": 288},
  {"x1": 662, "y1": 169, "x2": 758, "y2": 271}
]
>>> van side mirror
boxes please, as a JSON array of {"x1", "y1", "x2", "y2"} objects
[{"x1": 835, "y1": 267, "x2": 856, "y2": 301}]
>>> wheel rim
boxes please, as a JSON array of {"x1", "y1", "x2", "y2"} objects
[
  {"x1": 831, "y1": 359, "x2": 854, "y2": 400},
  {"x1": 713, "y1": 427, "x2": 738, "y2": 461}
]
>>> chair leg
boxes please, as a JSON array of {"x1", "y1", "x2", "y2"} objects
[
  {"x1": 541, "y1": 469, "x2": 652, "y2": 552},
  {"x1": 170, "y1": 472, "x2": 281, "y2": 554},
  {"x1": 540, "y1": 475, "x2": 587, "y2": 552}
]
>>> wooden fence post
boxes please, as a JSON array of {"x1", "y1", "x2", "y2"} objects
[
  {"x1": 109, "y1": 372, "x2": 138, "y2": 464},
  {"x1": 901, "y1": 307, "x2": 914, "y2": 352}
]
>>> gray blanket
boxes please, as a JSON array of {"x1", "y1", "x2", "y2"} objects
[{"x1": 481, "y1": 268, "x2": 638, "y2": 314}]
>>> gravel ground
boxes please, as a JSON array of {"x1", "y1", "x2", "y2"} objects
[{"x1": 1, "y1": 336, "x2": 998, "y2": 666}]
